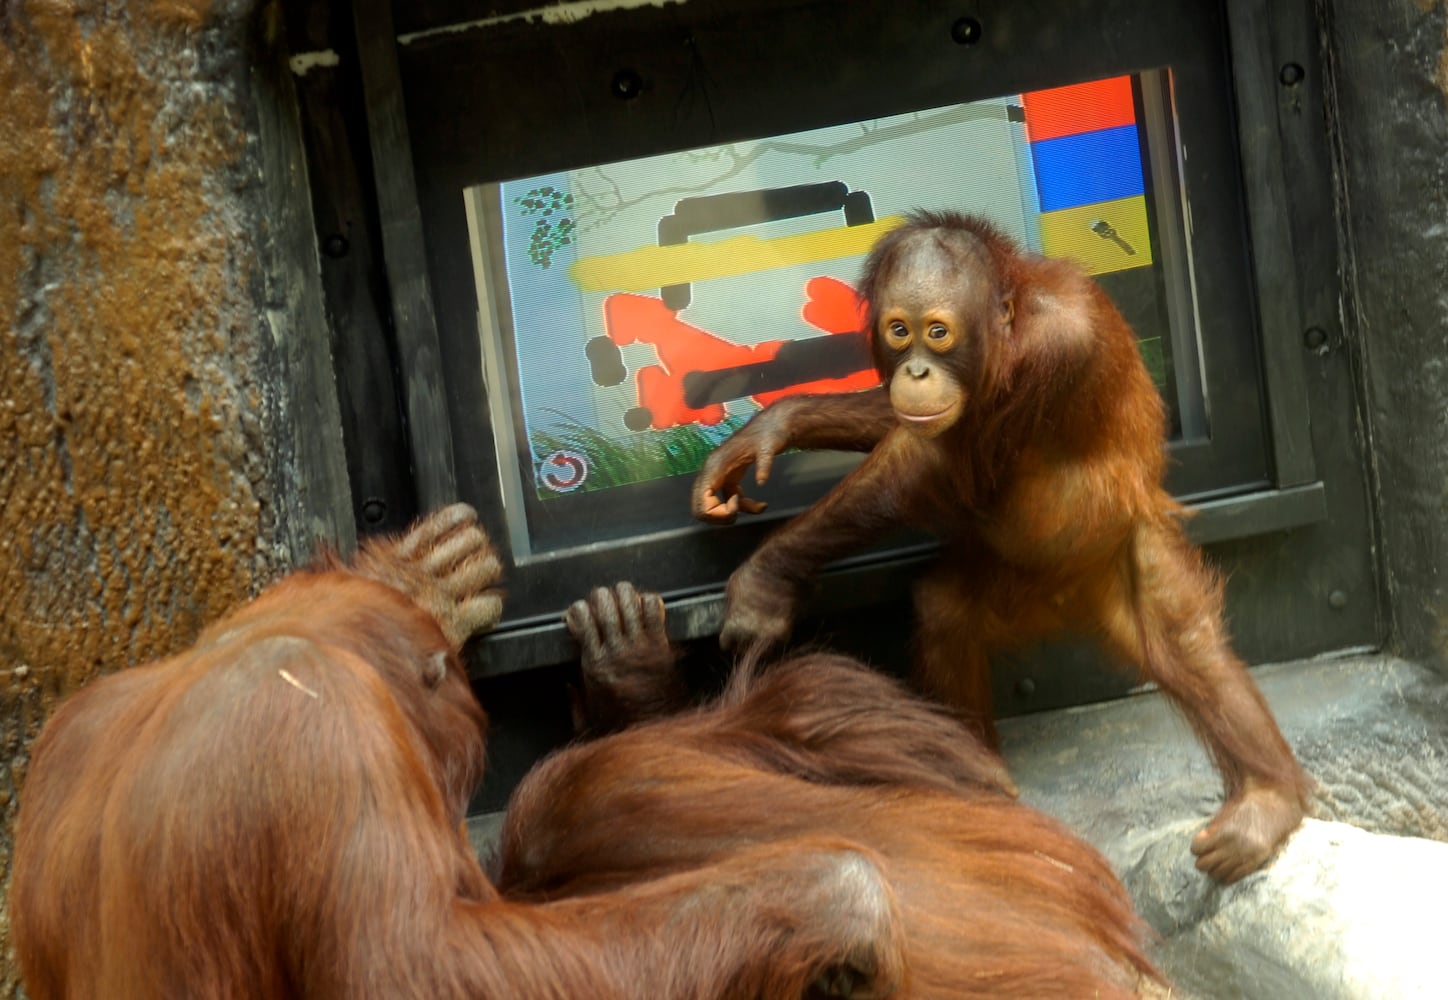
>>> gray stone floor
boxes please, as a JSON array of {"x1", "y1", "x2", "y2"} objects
[
  {"x1": 470, "y1": 653, "x2": 1448, "y2": 998},
  {"x1": 1003, "y1": 653, "x2": 1448, "y2": 849},
  {"x1": 1003, "y1": 653, "x2": 1448, "y2": 998}
]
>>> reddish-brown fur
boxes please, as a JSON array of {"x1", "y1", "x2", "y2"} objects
[
  {"x1": 692, "y1": 210, "x2": 1311, "y2": 883},
  {"x1": 9, "y1": 507, "x2": 905, "y2": 1000},
  {"x1": 498, "y1": 584, "x2": 1163, "y2": 999}
]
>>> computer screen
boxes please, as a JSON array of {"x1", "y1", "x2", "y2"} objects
[{"x1": 463, "y1": 70, "x2": 1198, "y2": 559}]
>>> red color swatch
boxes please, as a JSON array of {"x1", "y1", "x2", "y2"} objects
[{"x1": 1022, "y1": 76, "x2": 1136, "y2": 143}]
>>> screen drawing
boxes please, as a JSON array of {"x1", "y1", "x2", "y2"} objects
[{"x1": 465, "y1": 71, "x2": 1192, "y2": 559}]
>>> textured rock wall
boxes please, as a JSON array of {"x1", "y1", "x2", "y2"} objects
[
  {"x1": 0, "y1": 1, "x2": 317, "y2": 991},
  {"x1": 1325, "y1": 0, "x2": 1448, "y2": 669}
]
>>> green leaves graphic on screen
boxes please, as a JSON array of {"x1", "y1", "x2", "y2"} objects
[{"x1": 514, "y1": 186, "x2": 576, "y2": 269}]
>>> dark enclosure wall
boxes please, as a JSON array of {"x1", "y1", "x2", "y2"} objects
[{"x1": 1324, "y1": 0, "x2": 1448, "y2": 672}]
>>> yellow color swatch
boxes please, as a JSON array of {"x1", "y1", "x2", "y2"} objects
[
  {"x1": 569, "y1": 217, "x2": 905, "y2": 293},
  {"x1": 1038, "y1": 195, "x2": 1153, "y2": 276}
]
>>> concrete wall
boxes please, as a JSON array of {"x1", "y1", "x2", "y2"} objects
[
  {"x1": 1323, "y1": 0, "x2": 1448, "y2": 671},
  {"x1": 0, "y1": 1, "x2": 349, "y2": 991}
]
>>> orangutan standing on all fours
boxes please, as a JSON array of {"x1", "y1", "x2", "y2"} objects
[{"x1": 693, "y1": 209, "x2": 1311, "y2": 883}]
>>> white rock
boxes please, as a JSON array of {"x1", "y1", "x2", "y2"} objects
[{"x1": 1123, "y1": 818, "x2": 1448, "y2": 1000}]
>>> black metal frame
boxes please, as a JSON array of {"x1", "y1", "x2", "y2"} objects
[
  {"x1": 299, "y1": 0, "x2": 1356, "y2": 675},
  {"x1": 277, "y1": 0, "x2": 1387, "y2": 809}
]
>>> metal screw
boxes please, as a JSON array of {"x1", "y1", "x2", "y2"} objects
[
  {"x1": 1015, "y1": 677, "x2": 1037, "y2": 697},
  {"x1": 611, "y1": 69, "x2": 643, "y2": 100},
  {"x1": 1304, "y1": 327, "x2": 1328, "y2": 350},
  {"x1": 362, "y1": 498, "x2": 388, "y2": 525},
  {"x1": 1328, "y1": 589, "x2": 1348, "y2": 609},
  {"x1": 323, "y1": 234, "x2": 350, "y2": 258},
  {"x1": 1280, "y1": 63, "x2": 1305, "y2": 86},
  {"x1": 952, "y1": 16, "x2": 983, "y2": 45}
]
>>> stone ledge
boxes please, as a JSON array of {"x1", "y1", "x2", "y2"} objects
[
  {"x1": 1002, "y1": 653, "x2": 1448, "y2": 998},
  {"x1": 1122, "y1": 818, "x2": 1447, "y2": 999}
]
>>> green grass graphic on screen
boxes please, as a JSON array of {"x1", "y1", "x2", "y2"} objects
[{"x1": 532, "y1": 413, "x2": 750, "y2": 498}]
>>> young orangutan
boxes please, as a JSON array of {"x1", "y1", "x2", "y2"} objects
[
  {"x1": 494, "y1": 582, "x2": 1168, "y2": 1000},
  {"x1": 10, "y1": 506, "x2": 903, "y2": 1000},
  {"x1": 690, "y1": 210, "x2": 1310, "y2": 883}
]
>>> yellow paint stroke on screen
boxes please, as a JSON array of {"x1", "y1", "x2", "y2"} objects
[
  {"x1": 1038, "y1": 195, "x2": 1153, "y2": 276},
  {"x1": 569, "y1": 217, "x2": 906, "y2": 293}
]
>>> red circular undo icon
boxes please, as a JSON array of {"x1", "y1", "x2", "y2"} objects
[{"x1": 538, "y1": 449, "x2": 589, "y2": 493}]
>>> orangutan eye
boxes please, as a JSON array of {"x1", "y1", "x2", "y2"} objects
[{"x1": 922, "y1": 321, "x2": 958, "y2": 353}]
